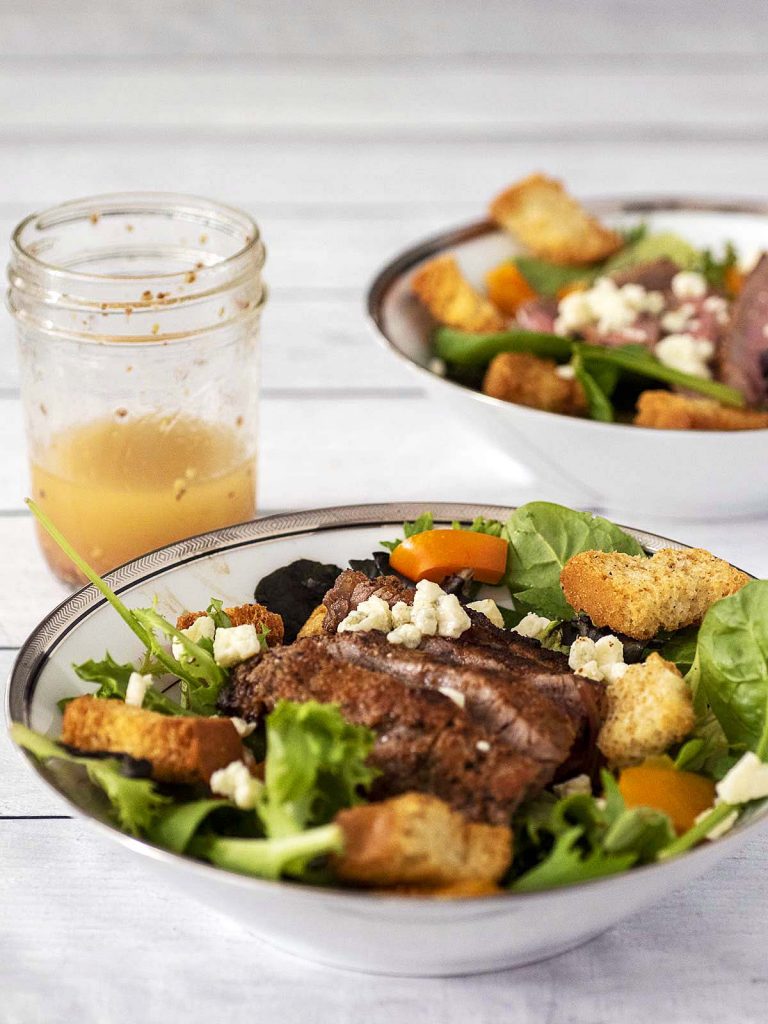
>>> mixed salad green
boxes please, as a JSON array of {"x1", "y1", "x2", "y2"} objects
[{"x1": 11, "y1": 499, "x2": 768, "y2": 894}]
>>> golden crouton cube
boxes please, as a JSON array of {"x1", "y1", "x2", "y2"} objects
[
  {"x1": 333, "y1": 792, "x2": 512, "y2": 887},
  {"x1": 483, "y1": 351, "x2": 588, "y2": 416},
  {"x1": 297, "y1": 604, "x2": 327, "y2": 638},
  {"x1": 634, "y1": 390, "x2": 768, "y2": 431},
  {"x1": 61, "y1": 695, "x2": 245, "y2": 785},
  {"x1": 598, "y1": 653, "x2": 695, "y2": 766},
  {"x1": 374, "y1": 879, "x2": 502, "y2": 899},
  {"x1": 489, "y1": 173, "x2": 622, "y2": 266},
  {"x1": 560, "y1": 548, "x2": 749, "y2": 640},
  {"x1": 177, "y1": 603, "x2": 284, "y2": 647},
  {"x1": 411, "y1": 254, "x2": 506, "y2": 333}
]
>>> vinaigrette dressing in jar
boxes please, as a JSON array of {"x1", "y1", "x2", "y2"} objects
[{"x1": 7, "y1": 193, "x2": 265, "y2": 583}]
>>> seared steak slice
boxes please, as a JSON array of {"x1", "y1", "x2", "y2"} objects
[
  {"x1": 326, "y1": 631, "x2": 576, "y2": 768},
  {"x1": 610, "y1": 257, "x2": 680, "y2": 293},
  {"x1": 720, "y1": 254, "x2": 768, "y2": 405},
  {"x1": 219, "y1": 637, "x2": 543, "y2": 823},
  {"x1": 323, "y1": 570, "x2": 413, "y2": 632}
]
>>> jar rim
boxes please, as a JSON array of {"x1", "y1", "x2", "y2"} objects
[{"x1": 10, "y1": 191, "x2": 262, "y2": 285}]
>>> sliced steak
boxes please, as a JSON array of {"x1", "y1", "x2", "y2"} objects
[
  {"x1": 219, "y1": 636, "x2": 544, "y2": 823},
  {"x1": 515, "y1": 297, "x2": 558, "y2": 333},
  {"x1": 719, "y1": 254, "x2": 768, "y2": 405},
  {"x1": 610, "y1": 257, "x2": 680, "y2": 293},
  {"x1": 323, "y1": 569, "x2": 413, "y2": 632},
  {"x1": 326, "y1": 630, "x2": 576, "y2": 768}
]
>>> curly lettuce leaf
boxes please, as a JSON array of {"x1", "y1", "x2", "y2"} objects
[
  {"x1": 380, "y1": 512, "x2": 434, "y2": 553},
  {"x1": 503, "y1": 502, "x2": 644, "y2": 619},
  {"x1": 257, "y1": 700, "x2": 378, "y2": 838},
  {"x1": 72, "y1": 654, "x2": 190, "y2": 716},
  {"x1": 11, "y1": 723, "x2": 170, "y2": 836}
]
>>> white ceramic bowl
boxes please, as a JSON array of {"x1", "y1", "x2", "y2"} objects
[
  {"x1": 7, "y1": 503, "x2": 767, "y2": 976},
  {"x1": 367, "y1": 200, "x2": 768, "y2": 519}
]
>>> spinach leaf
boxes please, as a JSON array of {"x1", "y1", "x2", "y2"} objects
[
  {"x1": 434, "y1": 326, "x2": 572, "y2": 368},
  {"x1": 655, "y1": 625, "x2": 700, "y2": 675},
  {"x1": 257, "y1": 700, "x2": 378, "y2": 839},
  {"x1": 12, "y1": 724, "x2": 170, "y2": 836},
  {"x1": 572, "y1": 350, "x2": 614, "y2": 422},
  {"x1": 503, "y1": 502, "x2": 644, "y2": 619},
  {"x1": 73, "y1": 654, "x2": 191, "y2": 716},
  {"x1": 692, "y1": 580, "x2": 768, "y2": 758},
  {"x1": 513, "y1": 256, "x2": 597, "y2": 297}
]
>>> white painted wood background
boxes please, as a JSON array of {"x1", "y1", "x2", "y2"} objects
[{"x1": 2, "y1": 2, "x2": 768, "y2": 1020}]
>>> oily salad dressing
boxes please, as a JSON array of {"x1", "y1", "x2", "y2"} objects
[{"x1": 11, "y1": 500, "x2": 768, "y2": 897}]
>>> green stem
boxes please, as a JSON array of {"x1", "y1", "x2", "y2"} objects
[
  {"x1": 434, "y1": 327, "x2": 573, "y2": 367},
  {"x1": 189, "y1": 823, "x2": 344, "y2": 880},
  {"x1": 658, "y1": 802, "x2": 737, "y2": 860},
  {"x1": 579, "y1": 346, "x2": 745, "y2": 407}
]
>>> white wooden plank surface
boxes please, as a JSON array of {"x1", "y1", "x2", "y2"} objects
[
  {"x1": 1, "y1": 817, "x2": 768, "y2": 1024},
  {"x1": 3, "y1": 4, "x2": 768, "y2": 1018}
]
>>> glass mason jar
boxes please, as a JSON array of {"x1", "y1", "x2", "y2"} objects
[{"x1": 7, "y1": 193, "x2": 266, "y2": 584}]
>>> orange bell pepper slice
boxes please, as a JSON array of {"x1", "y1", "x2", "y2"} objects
[
  {"x1": 485, "y1": 263, "x2": 537, "y2": 316},
  {"x1": 389, "y1": 529, "x2": 508, "y2": 585},
  {"x1": 618, "y1": 761, "x2": 716, "y2": 835}
]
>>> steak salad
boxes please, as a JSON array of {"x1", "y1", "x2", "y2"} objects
[
  {"x1": 413, "y1": 174, "x2": 768, "y2": 430},
  {"x1": 13, "y1": 500, "x2": 768, "y2": 897}
]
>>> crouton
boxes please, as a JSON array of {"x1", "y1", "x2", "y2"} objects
[
  {"x1": 333, "y1": 792, "x2": 512, "y2": 887},
  {"x1": 598, "y1": 653, "x2": 695, "y2": 766},
  {"x1": 560, "y1": 548, "x2": 749, "y2": 640},
  {"x1": 297, "y1": 604, "x2": 327, "y2": 638},
  {"x1": 634, "y1": 390, "x2": 768, "y2": 431},
  {"x1": 374, "y1": 879, "x2": 501, "y2": 899},
  {"x1": 61, "y1": 695, "x2": 245, "y2": 785},
  {"x1": 482, "y1": 351, "x2": 588, "y2": 416},
  {"x1": 177, "y1": 603, "x2": 284, "y2": 647},
  {"x1": 489, "y1": 174, "x2": 622, "y2": 266},
  {"x1": 411, "y1": 254, "x2": 506, "y2": 333}
]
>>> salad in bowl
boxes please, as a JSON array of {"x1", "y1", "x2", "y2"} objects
[{"x1": 11, "y1": 499, "x2": 768, "y2": 910}]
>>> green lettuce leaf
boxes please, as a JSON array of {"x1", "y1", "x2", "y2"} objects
[
  {"x1": 503, "y1": 502, "x2": 644, "y2": 619},
  {"x1": 189, "y1": 824, "x2": 344, "y2": 881},
  {"x1": 11, "y1": 723, "x2": 170, "y2": 836},
  {"x1": 148, "y1": 798, "x2": 230, "y2": 853},
  {"x1": 512, "y1": 827, "x2": 635, "y2": 892},
  {"x1": 73, "y1": 654, "x2": 191, "y2": 716},
  {"x1": 380, "y1": 512, "x2": 434, "y2": 552},
  {"x1": 691, "y1": 580, "x2": 768, "y2": 758},
  {"x1": 512, "y1": 256, "x2": 597, "y2": 297},
  {"x1": 257, "y1": 700, "x2": 378, "y2": 838},
  {"x1": 206, "y1": 598, "x2": 233, "y2": 629}
]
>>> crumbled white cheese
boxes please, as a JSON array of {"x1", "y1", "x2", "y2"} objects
[
  {"x1": 466, "y1": 599, "x2": 505, "y2": 629},
  {"x1": 438, "y1": 686, "x2": 466, "y2": 709},
  {"x1": 661, "y1": 302, "x2": 695, "y2": 334},
  {"x1": 436, "y1": 593, "x2": 472, "y2": 638},
  {"x1": 414, "y1": 579, "x2": 445, "y2": 603},
  {"x1": 555, "y1": 364, "x2": 576, "y2": 380},
  {"x1": 172, "y1": 613, "x2": 216, "y2": 660},
  {"x1": 209, "y1": 760, "x2": 262, "y2": 810},
  {"x1": 428, "y1": 356, "x2": 447, "y2": 377},
  {"x1": 671, "y1": 271, "x2": 707, "y2": 301},
  {"x1": 553, "y1": 774, "x2": 592, "y2": 798},
  {"x1": 568, "y1": 634, "x2": 627, "y2": 683},
  {"x1": 125, "y1": 671, "x2": 153, "y2": 708},
  {"x1": 410, "y1": 602, "x2": 439, "y2": 636},
  {"x1": 702, "y1": 294, "x2": 729, "y2": 325},
  {"x1": 213, "y1": 624, "x2": 262, "y2": 668},
  {"x1": 716, "y1": 752, "x2": 768, "y2": 804},
  {"x1": 694, "y1": 804, "x2": 739, "y2": 841},
  {"x1": 476, "y1": 739, "x2": 491, "y2": 753},
  {"x1": 654, "y1": 333, "x2": 714, "y2": 379},
  {"x1": 386, "y1": 623, "x2": 422, "y2": 649},
  {"x1": 513, "y1": 612, "x2": 553, "y2": 641},
  {"x1": 555, "y1": 277, "x2": 664, "y2": 336},
  {"x1": 390, "y1": 601, "x2": 412, "y2": 628},
  {"x1": 229, "y1": 717, "x2": 257, "y2": 738},
  {"x1": 337, "y1": 595, "x2": 393, "y2": 634}
]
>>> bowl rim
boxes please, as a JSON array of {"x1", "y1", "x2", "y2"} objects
[
  {"x1": 6, "y1": 500, "x2": 765, "y2": 907},
  {"x1": 365, "y1": 195, "x2": 768, "y2": 436}
]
